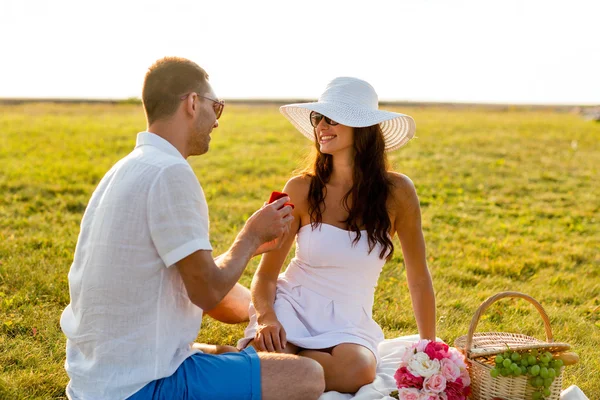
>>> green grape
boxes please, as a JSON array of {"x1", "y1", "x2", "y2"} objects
[
  {"x1": 501, "y1": 367, "x2": 511, "y2": 376},
  {"x1": 540, "y1": 354, "x2": 551, "y2": 364},
  {"x1": 532, "y1": 392, "x2": 542, "y2": 400},
  {"x1": 543, "y1": 387, "x2": 552, "y2": 397},
  {"x1": 495, "y1": 355, "x2": 504, "y2": 365},
  {"x1": 521, "y1": 358, "x2": 529, "y2": 367},
  {"x1": 528, "y1": 355, "x2": 537, "y2": 365},
  {"x1": 544, "y1": 351, "x2": 553, "y2": 360},
  {"x1": 534, "y1": 376, "x2": 544, "y2": 388},
  {"x1": 530, "y1": 364, "x2": 541, "y2": 376},
  {"x1": 520, "y1": 366, "x2": 528, "y2": 375},
  {"x1": 540, "y1": 367, "x2": 549, "y2": 379},
  {"x1": 552, "y1": 359, "x2": 563, "y2": 369},
  {"x1": 544, "y1": 377, "x2": 553, "y2": 388},
  {"x1": 531, "y1": 349, "x2": 539, "y2": 357},
  {"x1": 503, "y1": 351, "x2": 510, "y2": 359},
  {"x1": 503, "y1": 359, "x2": 512, "y2": 368},
  {"x1": 490, "y1": 368, "x2": 500, "y2": 378},
  {"x1": 548, "y1": 368, "x2": 556, "y2": 379},
  {"x1": 511, "y1": 352, "x2": 521, "y2": 361},
  {"x1": 529, "y1": 377, "x2": 537, "y2": 386},
  {"x1": 511, "y1": 368, "x2": 521, "y2": 377}
]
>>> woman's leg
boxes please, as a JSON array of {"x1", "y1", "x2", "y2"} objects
[{"x1": 299, "y1": 343, "x2": 377, "y2": 393}]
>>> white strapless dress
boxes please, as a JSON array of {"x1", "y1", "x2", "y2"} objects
[{"x1": 238, "y1": 223, "x2": 387, "y2": 361}]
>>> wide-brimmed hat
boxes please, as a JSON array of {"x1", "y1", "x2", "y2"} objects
[{"x1": 280, "y1": 77, "x2": 416, "y2": 152}]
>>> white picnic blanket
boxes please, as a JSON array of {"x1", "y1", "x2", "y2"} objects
[{"x1": 318, "y1": 335, "x2": 589, "y2": 400}]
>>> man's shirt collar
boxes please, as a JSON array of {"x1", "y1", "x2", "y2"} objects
[{"x1": 135, "y1": 131, "x2": 184, "y2": 159}]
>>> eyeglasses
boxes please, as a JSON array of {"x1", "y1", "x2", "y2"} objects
[
  {"x1": 309, "y1": 111, "x2": 339, "y2": 128},
  {"x1": 180, "y1": 92, "x2": 225, "y2": 119}
]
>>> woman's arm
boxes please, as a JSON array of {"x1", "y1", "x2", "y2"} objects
[
  {"x1": 251, "y1": 176, "x2": 309, "y2": 352},
  {"x1": 392, "y1": 173, "x2": 436, "y2": 340}
]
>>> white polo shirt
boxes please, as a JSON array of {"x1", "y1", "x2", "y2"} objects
[{"x1": 60, "y1": 132, "x2": 212, "y2": 400}]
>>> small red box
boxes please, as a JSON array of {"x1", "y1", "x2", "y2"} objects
[{"x1": 269, "y1": 191, "x2": 295, "y2": 210}]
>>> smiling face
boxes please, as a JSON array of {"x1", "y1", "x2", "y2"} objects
[{"x1": 314, "y1": 115, "x2": 354, "y2": 156}]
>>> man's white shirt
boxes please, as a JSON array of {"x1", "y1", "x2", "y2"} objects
[{"x1": 61, "y1": 132, "x2": 212, "y2": 400}]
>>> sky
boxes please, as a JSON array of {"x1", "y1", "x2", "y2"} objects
[{"x1": 1, "y1": 0, "x2": 599, "y2": 104}]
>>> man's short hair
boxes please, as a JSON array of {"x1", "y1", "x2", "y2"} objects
[{"x1": 142, "y1": 57, "x2": 209, "y2": 124}]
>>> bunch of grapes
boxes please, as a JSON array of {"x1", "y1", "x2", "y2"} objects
[{"x1": 489, "y1": 349, "x2": 563, "y2": 400}]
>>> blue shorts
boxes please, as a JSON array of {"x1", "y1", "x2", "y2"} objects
[{"x1": 128, "y1": 347, "x2": 261, "y2": 400}]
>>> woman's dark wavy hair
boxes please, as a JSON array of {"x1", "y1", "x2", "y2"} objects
[{"x1": 302, "y1": 124, "x2": 394, "y2": 260}]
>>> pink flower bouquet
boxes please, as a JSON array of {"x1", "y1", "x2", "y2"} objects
[{"x1": 390, "y1": 340, "x2": 471, "y2": 400}]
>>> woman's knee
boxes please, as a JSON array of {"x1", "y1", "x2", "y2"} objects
[
  {"x1": 334, "y1": 353, "x2": 376, "y2": 392},
  {"x1": 347, "y1": 359, "x2": 376, "y2": 388}
]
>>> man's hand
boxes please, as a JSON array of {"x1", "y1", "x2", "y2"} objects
[{"x1": 245, "y1": 197, "x2": 294, "y2": 249}]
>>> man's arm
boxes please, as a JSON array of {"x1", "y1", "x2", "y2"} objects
[{"x1": 177, "y1": 197, "x2": 293, "y2": 311}]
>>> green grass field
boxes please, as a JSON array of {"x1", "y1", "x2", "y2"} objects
[{"x1": 1, "y1": 103, "x2": 598, "y2": 399}]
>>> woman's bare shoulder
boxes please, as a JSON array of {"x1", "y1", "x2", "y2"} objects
[
  {"x1": 387, "y1": 171, "x2": 419, "y2": 212},
  {"x1": 285, "y1": 174, "x2": 311, "y2": 187},
  {"x1": 387, "y1": 172, "x2": 417, "y2": 196},
  {"x1": 284, "y1": 175, "x2": 311, "y2": 193},
  {"x1": 282, "y1": 175, "x2": 311, "y2": 204}
]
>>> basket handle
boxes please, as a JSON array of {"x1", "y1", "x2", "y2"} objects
[{"x1": 465, "y1": 291, "x2": 554, "y2": 354}]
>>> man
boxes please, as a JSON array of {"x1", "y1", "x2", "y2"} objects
[{"x1": 60, "y1": 57, "x2": 325, "y2": 400}]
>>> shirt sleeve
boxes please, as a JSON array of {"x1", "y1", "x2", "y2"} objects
[{"x1": 147, "y1": 163, "x2": 212, "y2": 267}]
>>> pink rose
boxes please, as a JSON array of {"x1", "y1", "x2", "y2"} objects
[
  {"x1": 396, "y1": 387, "x2": 422, "y2": 400},
  {"x1": 445, "y1": 381, "x2": 467, "y2": 400},
  {"x1": 440, "y1": 359, "x2": 461, "y2": 382},
  {"x1": 423, "y1": 373, "x2": 447, "y2": 393},
  {"x1": 415, "y1": 339, "x2": 430, "y2": 353},
  {"x1": 400, "y1": 347, "x2": 415, "y2": 366},
  {"x1": 448, "y1": 349, "x2": 467, "y2": 369},
  {"x1": 424, "y1": 341, "x2": 450, "y2": 361},
  {"x1": 394, "y1": 366, "x2": 424, "y2": 389}
]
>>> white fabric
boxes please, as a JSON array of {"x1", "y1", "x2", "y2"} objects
[
  {"x1": 560, "y1": 385, "x2": 589, "y2": 400},
  {"x1": 239, "y1": 223, "x2": 386, "y2": 360},
  {"x1": 279, "y1": 77, "x2": 416, "y2": 152},
  {"x1": 60, "y1": 132, "x2": 212, "y2": 400}
]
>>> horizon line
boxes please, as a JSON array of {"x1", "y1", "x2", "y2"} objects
[{"x1": 0, "y1": 97, "x2": 599, "y2": 109}]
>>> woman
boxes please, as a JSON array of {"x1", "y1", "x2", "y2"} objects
[{"x1": 238, "y1": 77, "x2": 436, "y2": 393}]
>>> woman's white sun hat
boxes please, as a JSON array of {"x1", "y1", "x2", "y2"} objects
[{"x1": 280, "y1": 77, "x2": 416, "y2": 152}]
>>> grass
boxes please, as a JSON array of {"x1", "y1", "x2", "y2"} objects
[{"x1": 0, "y1": 103, "x2": 598, "y2": 399}]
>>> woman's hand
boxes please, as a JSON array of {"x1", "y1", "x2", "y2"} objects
[{"x1": 254, "y1": 315, "x2": 287, "y2": 352}]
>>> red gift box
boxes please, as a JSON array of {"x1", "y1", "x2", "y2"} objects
[{"x1": 269, "y1": 191, "x2": 295, "y2": 210}]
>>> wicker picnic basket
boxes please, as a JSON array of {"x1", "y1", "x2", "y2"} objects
[{"x1": 454, "y1": 292, "x2": 571, "y2": 400}]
